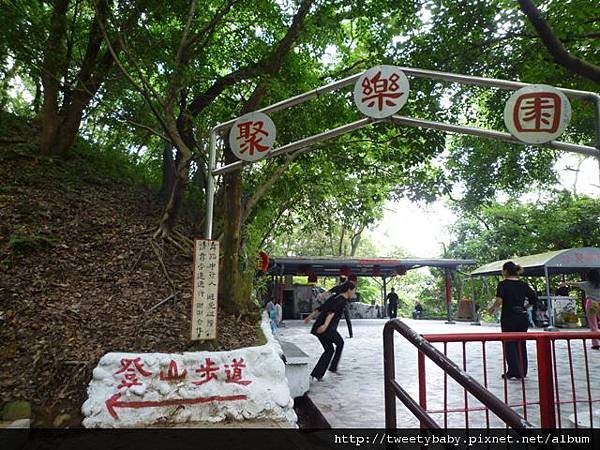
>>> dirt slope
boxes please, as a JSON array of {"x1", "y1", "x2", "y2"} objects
[{"x1": 0, "y1": 124, "x2": 259, "y2": 426}]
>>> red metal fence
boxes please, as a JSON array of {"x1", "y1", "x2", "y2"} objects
[{"x1": 384, "y1": 319, "x2": 600, "y2": 429}]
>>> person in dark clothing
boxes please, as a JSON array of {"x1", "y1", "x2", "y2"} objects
[
  {"x1": 304, "y1": 281, "x2": 356, "y2": 380},
  {"x1": 319, "y1": 280, "x2": 353, "y2": 338},
  {"x1": 413, "y1": 301, "x2": 423, "y2": 319},
  {"x1": 386, "y1": 287, "x2": 399, "y2": 318},
  {"x1": 487, "y1": 261, "x2": 539, "y2": 380}
]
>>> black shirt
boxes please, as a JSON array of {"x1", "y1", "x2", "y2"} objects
[
  {"x1": 311, "y1": 294, "x2": 347, "y2": 336},
  {"x1": 387, "y1": 292, "x2": 399, "y2": 307},
  {"x1": 496, "y1": 279, "x2": 538, "y2": 322}
]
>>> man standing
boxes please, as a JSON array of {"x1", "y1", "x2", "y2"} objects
[{"x1": 386, "y1": 287, "x2": 399, "y2": 319}]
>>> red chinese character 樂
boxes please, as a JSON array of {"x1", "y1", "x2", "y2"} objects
[
  {"x1": 192, "y1": 357, "x2": 219, "y2": 385},
  {"x1": 513, "y1": 93, "x2": 561, "y2": 133},
  {"x1": 159, "y1": 360, "x2": 188, "y2": 381},
  {"x1": 114, "y1": 357, "x2": 152, "y2": 389},
  {"x1": 361, "y1": 71, "x2": 404, "y2": 111},
  {"x1": 236, "y1": 121, "x2": 269, "y2": 156},
  {"x1": 224, "y1": 358, "x2": 252, "y2": 386}
]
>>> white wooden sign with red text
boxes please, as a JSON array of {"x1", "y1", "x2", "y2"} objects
[{"x1": 191, "y1": 239, "x2": 219, "y2": 341}]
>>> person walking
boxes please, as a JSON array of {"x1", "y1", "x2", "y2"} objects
[
  {"x1": 265, "y1": 299, "x2": 278, "y2": 335},
  {"x1": 487, "y1": 261, "x2": 539, "y2": 380},
  {"x1": 562, "y1": 269, "x2": 600, "y2": 350},
  {"x1": 275, "y1": 301, "x2": 283, "y2": 327},
  {"x1": 304, "y1": 280, "x2": 356, "y2": 380},
  {"x1": 413, "y1": 301, "x2": 423, "y2": 319},
  {"x1": 316, "y1": 279, "x2": 353, "y2": 338},
  {"x1": 386, "y1": 287, "x2": 399, "y2": 319}
]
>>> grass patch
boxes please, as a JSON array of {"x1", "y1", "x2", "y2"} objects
[
  {"x1": 253, "y1": 323, "x2": 268, "y2": 347},
  {"x1": 8, "y1": 234, "x2": 59, "y2": 254}
]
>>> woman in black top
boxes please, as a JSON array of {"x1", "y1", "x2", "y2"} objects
[
  {"x1": 487, "y1": 261, "x2": 538, "y2": 379},
  {"x1": 304, "y1": 281, "x2": 356, "y2": 380}
]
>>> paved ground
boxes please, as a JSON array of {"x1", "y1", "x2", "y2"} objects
[{"x1": 278, "y1": 319, "x2": 600, "y2": 428}]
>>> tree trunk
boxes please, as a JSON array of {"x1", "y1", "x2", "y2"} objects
[
  {"x1": 54, "y1": 100, "x2": 86, "y2": 157},
  {"x1": 218, "y1": 86, "x2": 267, "y2": 315},
  {"x1": 40, "y1": 0, "x2": 124, "y2": 158},
  {"x1": 219, "y1": 143, "x2": 243, "y2": 315},
  {"x1": 157, "y1": 150, "x2": 188, "y2": 237},
  {"x1": 156, "y1": 112, "x2": 196, "y2": 236},
  {"x1": 40, "y1": 0, "x2": 69, "y2": 156},
  {"x1": 159, "y1": 141, "x2": 176, "y2": 206}
]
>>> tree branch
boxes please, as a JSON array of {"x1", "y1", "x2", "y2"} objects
[
  {"x1": 518, "y1": 0, "x2": 600, "y2": 84},
  {"x1": 241, "y1": 151, "x2": 301, "y2": 224},
  {"x1": 92, "y1": 0, "x2": 169, "y2": 138},
  {"x1": 188, "y1": 0, "x2": 313, "y2": 117},
  {"x1": 185, "y1": 0, "x2": 240, "y2": 54}
]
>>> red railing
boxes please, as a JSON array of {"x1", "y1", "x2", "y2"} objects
[{"x1": 384, "y1": 319, "x2": 600, "y2": 429}]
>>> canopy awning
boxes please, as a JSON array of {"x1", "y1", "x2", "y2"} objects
[
  {"x1": 470, "y1": 247, "x2": 600, "y2": 277},
  {"x1": 267, "y1": 256, "x2": 477, "y2": 278}
]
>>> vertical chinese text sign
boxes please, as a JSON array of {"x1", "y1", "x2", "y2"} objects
[{"x1": 191, "y1": 239, "x2": 219, "y2": 340}]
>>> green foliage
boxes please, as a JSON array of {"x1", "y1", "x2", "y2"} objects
[
  {"x1": 389, "y1": 269, "x2": 448, "y2": 318},
  {"x1": 8, "y1": 234, "x2": 58, "y2": 254},
  {"x1": 356, "y1": 278, "x2": 379, "y2": 304},
  {"x1": 447, "y1": 191, "x2": 600, "y2": 264},
  {"x1": 2, "y1": 0, "x2": 598, "y2": 320},
  {"x1": 2, "y1": 401, "x2": 31, "y2": 421}
]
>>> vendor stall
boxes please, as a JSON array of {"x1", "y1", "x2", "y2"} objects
[
  {"x1": 265, "y1": 256, "x2": 476, "y2": 321},
  {"x1": 470, "y1": 247, "x2": 600, "y2": 330}
]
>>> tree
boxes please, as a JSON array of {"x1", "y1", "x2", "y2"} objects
[
  {"x1": 447, "y1": 191, "x2": 600, "y2": 265},
  {"x1": 3, "y1": 0, "x2": 136, "y2": 157},
  {"x1": 517, "y1": 0, "x2": 600, "y2": 84}
]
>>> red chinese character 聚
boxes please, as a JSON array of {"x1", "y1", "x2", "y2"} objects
[
  {"x1": 236, "y1": 121, "x2": 269, "y2": 156},
  {"x1": 114, "y1": 357, "x2": 152, "y2": 389},
  {"x1": 192, "y1": 357, "x2": 219, "y2": 385},
  {"x1": 513, "y1": 93, "x2": 561, "y2": 133},
  {"x1": 224, "y1": 358, "x2": 252, "y2": 386},
  {"x1": 159, "y1": 360, "x2": 188, "y2": 382},
  {"x1": 361, "y1": 71, "x2": 404, "y2": 111}
]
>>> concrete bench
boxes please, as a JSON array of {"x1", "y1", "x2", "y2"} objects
[{"x1": 280, "y1": 341, "x2": 310, "y2": 398}]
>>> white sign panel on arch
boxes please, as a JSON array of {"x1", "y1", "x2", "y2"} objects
[
  {"x1": 353, "y1": 65, "x2": 410, "y2": 118},
  {"x1": 228, "y1": 112, "x2": 276, "y2": 162},
  {"x1": 504, "y1": 84, "x2": 571, "y2": 144}
]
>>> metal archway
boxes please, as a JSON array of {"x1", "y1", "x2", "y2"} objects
[{"x1": 204, "y1": 66, "x2": 600, "y2": 239}]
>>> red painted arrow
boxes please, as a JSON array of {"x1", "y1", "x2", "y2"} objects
[{"x1": 106, "y1": 392, "x2": 248, "y2": 419}]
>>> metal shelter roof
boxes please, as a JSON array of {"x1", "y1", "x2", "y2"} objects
[
  {"x1": 267, "y1": 256, "x2": 477, "y2": 278},
  {"x1": 470, "y1": 247, "x2": 600, "y2": 277}
]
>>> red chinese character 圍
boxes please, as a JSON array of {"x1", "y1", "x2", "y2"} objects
[
  {"x1": 236, "y1": 121, "x2": 269, "y2": 156},
  {"x1": 361, "y1": 70, "x2": 404, "y2": 111},
  {"x1": 224, "y1": 358, "x2": 252, "y2": 386},
  {"x1": 513, "y1": 93, "x2": 561, "y2": 133},
  {"x1": 159, "y1": 360, "x2": 188, "y2": 382},
  {"x1": 114, "y1": 357, "x2": 152, "y2": 389},
  {"x1": 192, "y1": 357, "x2": 219, "y2": 385}
]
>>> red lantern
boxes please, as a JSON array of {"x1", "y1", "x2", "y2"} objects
[
  {"x1": 396, "y1": 266, "x2": 407, "y2": 276},
  {"x1": 349, "y1": 275, "x2": 358, "y2": 282},
  {"x1": 257, "y1": 251, "x2": 269, "y2": 272},
  {"x1": 373, "y1": 265, "x2": 381, "y2": 277},
  {"x1": 308, "y1": 273, "x2": 318, "y2": 283},
  {"x1": 340, "y1": 266, "x2": 352, "y2": 277}
]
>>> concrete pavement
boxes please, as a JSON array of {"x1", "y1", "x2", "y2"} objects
[{"x1": 278, "y1": 319, "x2": 600, "y2": 428}]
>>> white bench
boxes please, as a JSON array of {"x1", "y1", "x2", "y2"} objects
[{"x1": 280, "y1": 341, "x2": 310, "y2": 398}]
